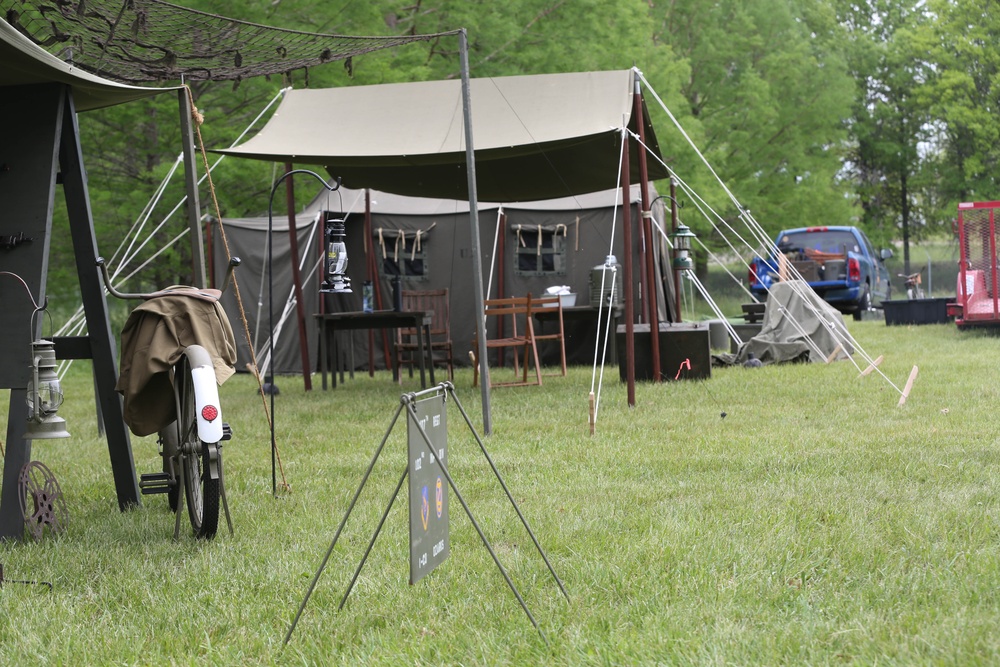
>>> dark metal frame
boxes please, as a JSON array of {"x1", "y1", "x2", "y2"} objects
[
  {"x1": 284, "y1": 382, "x2": 568, "y2": 645},
  {"x1": 0, "y1": 84, "x2": 139, "y2": 540}
]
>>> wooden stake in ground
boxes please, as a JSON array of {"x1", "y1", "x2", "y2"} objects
[
  {"x1": 898, "y1": 365, "x2": 919, "y2": 406},
  {"x1": 859, "y1": 355, "x2": 884, "y2": 377},
  {"x1": 825, "y1": 343, "x2": 844, "y2": 364}
]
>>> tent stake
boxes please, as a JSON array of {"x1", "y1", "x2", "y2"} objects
[
  {"x1": 859, "y1": 355, "x2": 883, "y2": 377},
  {"x1": 897, "y1": 365, "x2": 919, "y2": 406},
  {"x1": 825, "y1": 342, "x2": 844, "y2": 364}
]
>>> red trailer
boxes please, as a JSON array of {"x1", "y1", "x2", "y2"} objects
[{"x1": 951, "y1": 201, "x2": 1000, "y2": 328}]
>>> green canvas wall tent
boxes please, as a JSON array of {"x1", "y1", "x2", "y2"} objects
[
  {"x1": 215, "y1": 182, "x2": 674, "y2": 376},
  {"x1": 214, "y1": 68, "x2": 673, "y2": 390}
]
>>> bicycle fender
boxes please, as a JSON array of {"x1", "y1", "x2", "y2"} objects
[{"x1": 182, "y1": 345, "x2": 225, "y2": 444}]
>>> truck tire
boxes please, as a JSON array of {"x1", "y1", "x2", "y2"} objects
[{"x1": 853, "y1": 286, "x2": 871, "y2": 321}]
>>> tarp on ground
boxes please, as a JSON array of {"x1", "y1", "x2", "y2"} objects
[
  {"x1": 212, "y1": 69, "x2": 668, "y2": 201},
  {"x1": 726, "y1": 281, "x2": 854, "y2": 365}
]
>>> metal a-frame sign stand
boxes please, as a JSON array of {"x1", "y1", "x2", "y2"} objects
[
  {"x1": 0, "y1": 84, "x2": 140, "y2": 540},
  {"x1": 284, "y1": 382, "x2": 569, "y2": 644}
]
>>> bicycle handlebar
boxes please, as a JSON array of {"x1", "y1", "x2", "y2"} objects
[{"x1": 96, "y1": 257, "x2": 241, "y2": 301}]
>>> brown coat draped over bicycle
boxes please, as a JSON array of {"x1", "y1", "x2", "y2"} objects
[{"x1": 115, "y1": 288, "x2": 237, "y2": 437}]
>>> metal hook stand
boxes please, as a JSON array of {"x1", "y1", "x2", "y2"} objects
[
  {"x1": 284, "y1": 382, "x2": 568, "y2": 645},
  {"x1": 0, "y1": 564, "x2": 52, "y2": 592}
]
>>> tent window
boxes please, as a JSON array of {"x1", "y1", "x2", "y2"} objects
[
  {"x1": 379, "y1": 237, "x2": 428, "y2": 282},
  {"x1": 514, "y1": 228, "x2": 566, "y2": 277}
]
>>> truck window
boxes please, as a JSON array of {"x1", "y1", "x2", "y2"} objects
[{"x1": 779, "y1": 230, "x2": 859, "y2": 254}]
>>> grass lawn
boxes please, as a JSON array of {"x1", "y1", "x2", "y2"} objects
[{"x1": 1, "y1": 319, "x2": 999, "y2": 665}]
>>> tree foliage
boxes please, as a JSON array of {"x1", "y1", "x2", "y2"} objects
[{"x1": 46, "y1": 0, "x2": 1000, "y2": 296}]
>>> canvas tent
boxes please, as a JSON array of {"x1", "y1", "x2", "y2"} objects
[
  {"x1": 214, "y1": 69, "x2": 668, "y2": 202},
  {"x1": 0, "y1": 18, "x2": 177, "y2": 109},
  {"x1": 216, "y1": 68, "x2": 670, "y2": 420},
  {"x1": 215, "y1": 183, "x2": 674, "y2": 375}
]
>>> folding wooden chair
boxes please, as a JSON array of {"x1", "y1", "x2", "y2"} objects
[
  {"x1": 395, "y1": 288, "x2": 454, "y2": 383},
  {"x1": 471, "y1": 295, "x2": 542, "y2": 388},
  {"x1": 530, "y1": 296, "x2": 568, "y2": 377}
]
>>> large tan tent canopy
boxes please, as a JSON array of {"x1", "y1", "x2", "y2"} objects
[
  {"x1": 0, "y1": 18, "x2": 176, "y2": 110},
  {"x1": 215, "y1": 69, "x2": 668, "y2": 202}
]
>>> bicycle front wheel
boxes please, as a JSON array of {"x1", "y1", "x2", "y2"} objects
[{"x1": 173, "y1": 355, "x2": 220, "y2": 539}]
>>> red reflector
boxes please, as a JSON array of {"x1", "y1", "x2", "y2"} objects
[{"x1": 201, "y1": 405, "x2": 219, "y2": 422}]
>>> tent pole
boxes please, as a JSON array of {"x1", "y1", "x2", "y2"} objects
[
  {"x1": 178, "y1": 87, "x2": 207, "y2": 288},
  {"x1": 459, "y1": 29, "x2": 492, "y2": 435},
  {"x1": 284, "y1": 161, "x2": 312, "y2": 390},
  {"x1": 621, "y1": 128, "x2": 636, "y2": 407},
  {"x1": 670, "y1": 177, "x2": 682, "y2": 320},
  {"x1": 634, "y1": 73, "x2": 661, "y2": 381},
  {"x1": 364, "y1": 189, "x2": 392, "y2": 376}
]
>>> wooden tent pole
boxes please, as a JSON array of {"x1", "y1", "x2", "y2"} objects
[
  {"x1": 621, "y1": 128, "x2": 636, "y2": 407},
  {"x1": 364, "y1": 189, "x2": 393, "y2": 376},
  {"x1": 284, "y1": 162, "x2": 312, "y2": 390},
  {"x1": 634, "y1": 72, "x2": 661, "y2": 381},
  {"x1": 670, "y1": 177, "x2": 681, "y2": 319}
]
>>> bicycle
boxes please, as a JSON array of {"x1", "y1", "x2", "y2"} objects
[
  {"x1": 97, "y1": 257, "x2": 240, "y2": 539},
  {"x1": 898, "y1": 267, "x2": 925, "y2": 300}
]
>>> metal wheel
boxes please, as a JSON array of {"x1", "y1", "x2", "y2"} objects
[
  {"x1": 853, "y1": 286, "x2": 871, "y2": 321},
  {"x1": 18, "y1": 461, "x2": 68, "y2": 541},
  {"x1": 173, "y1": 356, "x2": 220, "y2": 539}
]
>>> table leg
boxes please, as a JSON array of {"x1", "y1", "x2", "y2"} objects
[
  {"x1": 417, "y1": 321, "x2": 427, "y2": 388},
  {"x1": 425, "y1": 323, "x2": 435, "y2": 385},
  {"x1": 331, "y1": 326, "x2": 338, "y2": 389},
  {"x1": 347, "y1": 331, "x2": 354, "y2": 381},
  {"x1": 319, "y1": 320, "x2": 328, "y2": 390}
]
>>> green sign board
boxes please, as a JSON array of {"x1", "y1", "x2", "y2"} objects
[{"x1": 408, "y1": 394, "x2": 449, "y2": 584}]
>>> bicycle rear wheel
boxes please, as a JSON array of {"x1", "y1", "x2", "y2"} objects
[{"x1": 173, "y1": 355, "x2": 220, "y2": 539}]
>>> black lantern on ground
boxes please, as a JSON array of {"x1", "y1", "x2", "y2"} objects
[
  {"x1": 321, "y1": 215, "x2": 352, "y2": 293},
  {"x1": 24, "y1": 339, "x2": 69, "y2": 440}
]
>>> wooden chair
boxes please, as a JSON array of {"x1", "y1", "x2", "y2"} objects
[
  {"x1": 471, "y1": 295, "x2": 542, "y2": 388},
  {"x1": 395, "y1": 288, "x2": 453, "y2": 383},
  {"x1": 530, "y1": 296, "x2": 568, "y2": 377}
]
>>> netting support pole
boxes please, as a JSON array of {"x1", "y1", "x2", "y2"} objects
[
  {"x1": 459, "y1": 29, "x2": 492, "y2": 435},
  {"x1": 178, "y1": 87, "x2": 207, "y2": 288}
]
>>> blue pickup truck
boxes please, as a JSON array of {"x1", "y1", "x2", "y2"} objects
[{"x1": 748, "y1": 226, "x2": 893, "y2": 320}]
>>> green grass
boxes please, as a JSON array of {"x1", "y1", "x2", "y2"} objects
[{"x1": 2, "y1": 320, "x2": 1000, "y2": 665}]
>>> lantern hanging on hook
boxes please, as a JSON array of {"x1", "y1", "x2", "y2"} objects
[
  {"x1": 24, "y1": 339, "x2": 69, "y2": 440},
  {"x1": 320, "y1": 214, "x2": 352, "y2": 293},
  {"x1": 670, "y1": 222, "x2": 696, "y2": 271}
]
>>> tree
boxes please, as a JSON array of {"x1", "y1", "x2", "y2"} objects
[
  {"x1": 917, "y1": 0, "x2": 1000, "y2": 209},
  {"x1": 648, "y1": 0, "x2": 856, "y2": 256},
  {"x1": 837, "y1": 0, "x2": 931, "y2": 274}
]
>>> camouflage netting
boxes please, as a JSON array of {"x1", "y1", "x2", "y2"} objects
[{"x1": 2, "y1": 0, "x2": 454, "y2": 83}]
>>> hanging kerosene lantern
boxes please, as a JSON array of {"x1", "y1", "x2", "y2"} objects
[
  {"x1": 320, "y1": 215, "x2": 352, "y2": 293},
  {"x1": 24, "y1": 338, "x2": 69, "y2": 440}
]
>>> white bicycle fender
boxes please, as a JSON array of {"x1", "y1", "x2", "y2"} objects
[{"x1": 183, "y1": 345, "x2": 224, "y2": 443}]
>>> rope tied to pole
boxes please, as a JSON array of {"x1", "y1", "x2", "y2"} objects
[{"x1": 184, "y1": 84, "x2": 291, "y2": 493}]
